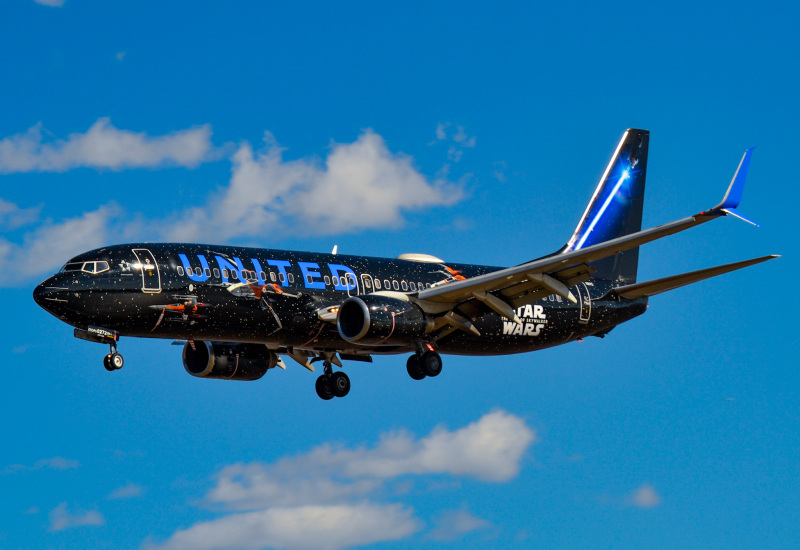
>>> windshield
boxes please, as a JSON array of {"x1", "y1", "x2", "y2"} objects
[{"x1": 61, "y1": 261, "x2": 110, "y2": 274}]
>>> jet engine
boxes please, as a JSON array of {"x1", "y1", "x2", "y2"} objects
[
  {"x1": 182, "y1": 341, "x2": 278, "y2": 381},
  {"x1": 337, "y1": 295, "x2": 431, "y2": 345}
]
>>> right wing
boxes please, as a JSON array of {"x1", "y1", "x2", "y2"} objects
[{"x1": 415, "y1": 148, "x2": 761, "y2": 323}]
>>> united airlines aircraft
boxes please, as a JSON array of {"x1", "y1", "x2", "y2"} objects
[{"x1": 33, "y1": 129, "x2": 777, "y2": 399}]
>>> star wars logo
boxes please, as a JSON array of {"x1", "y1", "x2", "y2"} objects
[{"x1": 502, "y1": 304, "x2": 547, "y2": 337}]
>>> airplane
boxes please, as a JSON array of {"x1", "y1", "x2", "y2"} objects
[{"x1": 33, "y1": 129, "x2": 778, "y2": 400}]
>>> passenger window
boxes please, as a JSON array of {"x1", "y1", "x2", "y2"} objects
[
  {"x1": 231, "y1": 270, "x2": 239, "y2": 280},
  {"x1": 426, "y1": 283, "x2": 432, "y2": 289},
  {"x1": 288, "y1": 273, "x2": 294, "y2": 284},
  {"x1": 306, "y1": 274, "x2": 313, "y2": 284},
  {"x1": 383, "y1": 279, "x2": 390, "y2": 289},
  {"x1": 222, "y1": 268, "x2": 229, "y2": 278},
  {"x1": 177, "y1": 266, "x2": 185, "y2": 276},
  {"x1": 375, "y1": 279, "x2": 382, "y2": 290},
  {"x1": 347, "y1": 274, "x2": 356, "y2": 287},
  {"x1": 392, "y1": 280, "x2": 399, "y2": 290},
  {"x1": 204, "y1": 268, "x2": 211, "y2": 277},
  {"x1": 418, "y1": 282, "x2": 424, "y2": 289},
  {"x1": 324, "y1": 276, "x2": 331, "y2": 285},
  {"x1": 195, "y1": 267, "x2": 202, "y2": 277},
  {"x1": 213, "y1": 268, "x2": 220, "y2": 278},
  {"x1": 364, "y1": 278, "x2": 372, "y2": 289},
  {"x1": 332, "y1": 276, "x2": 339, "y2": 286},
  {"x1": 260, "y1": 271, "x2": 267, "y2": 281},
  {"x1": 279, "y1": 273, "x2": 285, "y2": 283},
  {"x1": 410, "y1": 281, "x2": 416, "y2": 291},
  {"x1": 270, "y1": 272, "x2": 277, "y2": 282},
  {"x1": 401, "y1": 281, "x2": 408, "y2": 291}
]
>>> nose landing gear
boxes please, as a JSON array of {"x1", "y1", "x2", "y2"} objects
[
  {"x1": 103, "y1": 343, "x2": 124, "y2": 371},
  {"x1": 315, "y1": 360, "x2": 350, "y2": 400}
]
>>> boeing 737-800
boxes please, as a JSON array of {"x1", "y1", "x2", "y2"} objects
[{"x1": 33, "y1": 129, "x2": 777, "y2": 399}]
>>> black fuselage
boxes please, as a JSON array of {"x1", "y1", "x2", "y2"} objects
[{"x1": 33, "y1": 243, "x2": 648, "y2": 356}]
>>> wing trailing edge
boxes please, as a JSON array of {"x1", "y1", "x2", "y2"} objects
[{"x1": 610, "y1": 255, "x2": 779, "y2": 300}]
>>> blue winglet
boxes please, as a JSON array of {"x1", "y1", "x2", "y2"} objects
[
  {"x1": 710, "y1": 147, "x2": 759, "y2": 226},
  {"x1": 716, "y1": 147, "x2": 755, "y2": 211}
]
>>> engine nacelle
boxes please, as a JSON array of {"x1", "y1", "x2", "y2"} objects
[
  {"x1": 337, "y1": 295, "x2": 430, "y2": 345},
  {"x1": 182, "y1": 341, "x2": 277, "y2": 381}
]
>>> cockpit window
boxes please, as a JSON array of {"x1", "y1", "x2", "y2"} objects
[{"x1": 61, "y1": 261, "x2": 110, "y2": 274}]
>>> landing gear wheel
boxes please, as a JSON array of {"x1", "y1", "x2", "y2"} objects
[
  {"x1": 406, "y1": 355, "x2": 426, "y2": 380},
  {"x1": 421, "y1": 351, "x2": 442, "y2": 377},
  {"x1": 330, "y1": 371, "x2": 351, "y2": 398},
  {"x1": 110, "y1": 352, "x2": 124, "y2": 370},
  {"x1": 315, "y1": 375, "x2": 334, "y2": 400},
  {"x1": 103, "y1": 354, "x2": 115, "y2": 372}
]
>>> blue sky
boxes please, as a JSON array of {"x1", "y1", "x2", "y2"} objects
[{"x1": 1, "y1": 1, "x2": 798, "y2": 548}]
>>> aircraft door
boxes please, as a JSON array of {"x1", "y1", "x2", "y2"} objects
[
  {"x1": 577, "y1": 283, "x2": 591, "y2": 324},
  {"x1": 132, "y1": 248, "x2": 162, "y2": 293}
]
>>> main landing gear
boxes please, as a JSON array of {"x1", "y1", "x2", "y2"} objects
[
  {"x1": 406, "y1": 350, "x2": 442, "y2": 380},
  {"x1": 315, "y1": 360, "x2": 350, "y2": 400},
  {"x1": 103, "y1": 343, "x2": 124, "y2": 372}
]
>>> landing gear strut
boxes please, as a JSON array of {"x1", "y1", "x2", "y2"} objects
[
  {"x1": 315, "y1": 361, "x2": 350, "y2": 400},
  {"x1": 103, "y1": 343, "x2": 124, "y2": 372},
  {"x1": 407, "y1": 346, "x2": 442, "y2": 380}
]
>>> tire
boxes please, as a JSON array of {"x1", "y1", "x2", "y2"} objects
[
  {"x1": 111, "y1": 353, "x2": 124, "y2": 369},
  {"x1": 315, "y1": 375, "x2": 334, "y2": 400},
  {"x1": 406, "y1": 355, "x2": 426, "y2": 380},
  {"x1": 330, "y1": 371, "x2": 351, "y2": 398},
  {"x1": 421, "y1": 351, "x2": 442, "y2": 377},
  {"x1": 103, "y1": 355, "x2": 115, "y2": 372}
]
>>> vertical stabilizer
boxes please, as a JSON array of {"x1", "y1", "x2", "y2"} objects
[{"x1": 562, "y1": 129, "x2": 649, "y2": 284}]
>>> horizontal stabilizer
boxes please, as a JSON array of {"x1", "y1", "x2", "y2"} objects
[{"x1": 612, "y1": 255, "x2": 779, "y2": 299}]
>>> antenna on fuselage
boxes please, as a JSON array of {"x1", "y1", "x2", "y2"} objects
[{"x1": 332, "y1": 245, "x2": 338, "y2": 255}]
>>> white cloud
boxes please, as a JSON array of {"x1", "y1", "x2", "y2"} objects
[
  {"x1": 0, "y1": 202, "x2": 120, "y2": 285},
  {"x1": 33, "y1": 0, "x2": 65, "y2": 6},
  {"x1": 165, "y1": 129, "x2": 462, "y2": 241},
  {"x1": 108, "y1": 482, "x2": 144, "y2": 500},
  {"x1": 152, "y1": 411, "x2": 535, "y2": 550},
  {"x1": 0, "y1": 198, "x2": 41, "y2": 229},
  {"x1": 428, "y1": 509, "x2": 490, "y2": 540},
  {"x1": 3, "y1": 125, "x2": 464, "y2": 286},
  {"x1": 48, "y1": 503, "x2": 104, "y2": 532},
  {"x1": 431, "y1": 122, "x2": 475, "y2": 164},
  {"x1": 3, "y1": 456, "x2": 79, "y2": 474},
  {"x1": 150, "y1": 503, "x2": 420, "y2": 550},
  {"x1": 628, "y1": 483, "x2": 661, "y2": 508},
  {"x1": 0, "y1": 118, "x2": 213, "y2": 173},
  {"x1": 208, "y1": 410, "x2": 535, "y2": 512}
]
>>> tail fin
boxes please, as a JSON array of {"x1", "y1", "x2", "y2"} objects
[{"x1": 562, "y1": 129, "x2": 650, "y2": 284}]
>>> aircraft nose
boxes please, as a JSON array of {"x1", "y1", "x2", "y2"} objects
[
  {"x1": 33, "y1": 280, "x2": 69, "y2": 313},
  {"x1": 33, "y1": 282, "x2": 48, "y2": 308}
]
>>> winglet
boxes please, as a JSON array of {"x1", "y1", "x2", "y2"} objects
[{"x1": 710, "y1": 147, "x2": 758, "y2": 225}]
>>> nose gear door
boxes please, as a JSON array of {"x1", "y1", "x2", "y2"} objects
[{"x1": 132, "y1": 249, "x2": 161, "y2": 293}]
